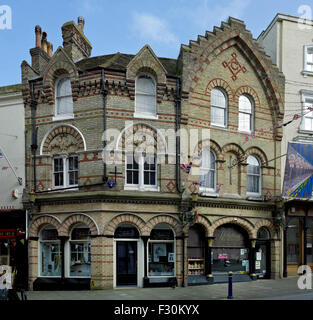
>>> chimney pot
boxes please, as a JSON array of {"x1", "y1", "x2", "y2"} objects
[
  {"x1": 41, "y1": 32, "x2": 48, "y2": 53},
  {"x1": 47, "y1": 41, "x2": 53, "y2": 57},
  {"x1": 35, "y1": 25, "x2": 42, "y2": 48},
  {"x1": 78, "y1": 16, "x2": 85, "y2": 31}
]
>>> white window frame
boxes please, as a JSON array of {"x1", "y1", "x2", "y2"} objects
[
  {"x1": 303, "y1": 45, "x2": 313, "y2": 77},
  {"x1": 199, "y1": 149, "x2": 217, "y2": 194},
  {"x1": 39, "y1": 226, "x2": 61, "y2": 278},
  {"x1": 53, "y1": 75, "x2": 74, "y2": 121},
  {"x1": 124, "y1": 153, "x2": 159, "y2": 192},
  {"x1": 52, "y1": 154, "x2": 79, "y2": 189},
  {"x1": 238, "y1": 94, "x2": 254, "y2": 134},
  {"x1": 246, "y1": 155, "x2": 261, "y2": 196},
  {"x1": 300, "y1": 90, "x2": 313, "y2": 133},
  {"x1": 210, "y1": 88, "x2": 227, "y2": 128},
  {"x1": 134, "y1": 73, "x2": 158, "y2": 120}
]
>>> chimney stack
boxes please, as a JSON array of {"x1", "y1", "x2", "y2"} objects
[
  {"x1": 62, "y1": 17, "x2": 92, "y2": 62},
  {"x1": 30, "y1": 25, "x2": 52, "y2": 74},
  {"x1": 47, "y1": 42, "x2": 53, "y2": 57}
]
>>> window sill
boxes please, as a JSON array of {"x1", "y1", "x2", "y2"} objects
[
  {"x1": 210, "y1": 124, "x2": 228, "y2": 131},
  {"x1": 302, "y1": 70, "x2": 313, "y2": 77},
  {"x1": 199, "y1": 191, "x2": 219, "y2": 198},
  {"x1": 124, "y1": 185, "x2": 160, "y2": 192},
  {"x1": 246, "y1": 194, "x2": 264, "y2": 201},
  {"x1": 52, "y1": 114, "x2": 75, "y2": 122},
  {"x1": 51, "y1": 186, "x2": 79, "y2": 192},
  {"x1": 238, "y1": 129, "x2": 252, "y2": 135},
  {"x1": 298, "y1": 128, "x2": 313, "y2": 135},
  {"x1": 133, "y1": 113, "x2": 158, "y2": 120}
]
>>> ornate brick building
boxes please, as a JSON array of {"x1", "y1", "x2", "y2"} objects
[{"x1": 22, "y1": 17, "x2": 285, "y2": 290}]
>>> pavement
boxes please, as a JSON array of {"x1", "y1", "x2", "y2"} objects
[{"x1": 24, "y1": 276, "x2": 313, "y2": 300}]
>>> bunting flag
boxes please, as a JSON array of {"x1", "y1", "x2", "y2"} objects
[
  {"x1": 0, "y1": 152, "x2": 3, "y2": 159},
  {"x1": 108, "y1": 180, "x2": 116, "y2": 188},
  {"x1": 180, "y1": 162, "x2": 192, "y2": 174}
]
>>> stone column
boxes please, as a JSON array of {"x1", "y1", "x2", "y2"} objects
[
  {"x1": 28, "y1": 238, "x2": 39, "y2": 290},
  {"x1": 206, "y1": 237, "x2": 214, "y2": 284}
]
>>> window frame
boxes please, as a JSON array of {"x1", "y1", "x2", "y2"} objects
[
  {"x1": 39, "y1": 226, "x2": 61, "y2": 278},
  {"x1": 238, "y1": 94, "x2": 254, "y2": 133},
  {"x1": 300, "y1": 90, "x2": 313, "y2": 133},
  {"x1": 210, "y1": 88, "x2": 227, "y2": 128},
  {"x1": 199, "y1": 148, "x2": 217, "y2": 194},
  {"x1": 124, "y1": 152, "x2": 159, "y2": 192},
  {"x1": 52, "y1": 154, "x2": 79, "y2": 189},
  {"x1": 53, "y1": 75, "x2": 74, "y2": 121},
  {"x1": 303, "y1": 45, "x2": 313, "y2": 76},
  {"x1": 134, "y1": 73, "x2": 158, "y2": 120},
  {"x1": 246, "y1": 155, "x2": 261, "y2": 196}
]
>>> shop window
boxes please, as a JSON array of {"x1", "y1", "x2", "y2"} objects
[
  {"x1": 247, "y1": 155, "x2": 261, "y2": 195},
  {"x1": 211, "y1": 88, "x2": 227, "y2": 128},
  {"x1": 70, "y1": 224, "x2": 91, "y2": 277},
  {"x1": 40, "y1": 225, "x2": 61, "y2": 277},
  {"x1": 53, "y1": 155, "x2": 78, "y2": 189},
  {"x1": 212, "y1": 224, "x2": 249, "y2": 274},
  {"x1": 125, "y1": 153, "x2": 158, "y2": 191},
  {"x1": 148, "y1": 224, "x2": 175, "y2": 277},
  {"x1": 200, "y1": 149, "x2": 216, "y2": 192},
  {"x1": 54, "y1": 76, "x2": 74, "y2": 120},
  {"x1": 135, "y1": 74, "x2": 157, "y2": 119},
  {"x1": 238, "y1": 95, "x2": 253, "y2": 133},
  {"x1": 306, "y1": 218, "x2": 313, "y2": 264}
]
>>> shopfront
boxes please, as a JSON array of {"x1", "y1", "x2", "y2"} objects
[
  {"x1": 212, "y1": 224, "x2": 250, "y2": 275},
  {"x1": 0, "y1": 210, "x2": 27, "y2": 289}
]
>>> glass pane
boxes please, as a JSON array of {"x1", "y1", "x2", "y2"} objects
[
  {"x1": 287, "y1": 218, "x2": 300, "y2": 263},
  {"x1": 40, "y1": 242, "x2": 61, "y2": 277},
  {"x1": 239, "y1": 112, "x2": 251, "y2": 131},
  {"x1": 247, "y1": 175, "x2": 259, "y2": 193},
  {"x1": 57, "y1": 78, "x2": 72, "y2": 97},
  {"x1": 211, "y1": 107, "x2": 225, "y2": 126},
  {"x1": 239, "y1": 95, "x2": 252, "y2": 113},
  {"x1": 133, "y1": 171, "x2": 139, "y2": 184},
  {"x1": 70, "y1": 241, "x2": 91, "y2": 277},
  {"x1": 71, "y1": 228, "x2": 90, "y2": 240},
  {"x1": 114, "y1": 225, "x2": 139, "y2": 239},
  {"x1": 41, "y1": 228, "x2": 58, "y2": 241},
  {"x1": 150, "y1": 228, "x2": 174, "y2": 240},
  {"x1": 144, "y1": 171, "x2": 149, "y2": 185},
  {"x1": 211, "y1": 89, "x2": 226, "y2": 108},
  {"x1": 148, "y1": 242, "x2": 174, "y2": 276}
]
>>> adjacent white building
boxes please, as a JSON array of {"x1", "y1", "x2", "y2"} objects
[{"x1": 258, "y1": 13, "x2": 313, "y2": 276}]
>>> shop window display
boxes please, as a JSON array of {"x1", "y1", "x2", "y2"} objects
[
  {"x1": 70, "y1": 225, "x2": 91, "y2": 277},
  {"x1": 287, "y1": 217, "x2": 300, "y2": 264},
  {"x1": 40, "y1": 226, "x2": 61, "y2": 277},
  {"x1": 148, "y1": 225, "x2": 175, "y2": 277}
]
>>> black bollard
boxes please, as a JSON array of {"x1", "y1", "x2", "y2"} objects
[{"x1": 227, "y1": 271, "x2": 233, "y2": 299}]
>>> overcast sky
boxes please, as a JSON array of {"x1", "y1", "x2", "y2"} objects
[{"x1": 0, "y1": 0, "x2": 311, "y2": 86}]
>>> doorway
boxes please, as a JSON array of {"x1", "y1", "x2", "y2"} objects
[
  {"x1": 256, "y1": 227, "x2": 271, "y2": 279},
  {"x1": 116, "y1": 241, "x2": 137, "y2": 286}
]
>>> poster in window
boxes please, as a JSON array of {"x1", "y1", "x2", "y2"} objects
[
  {"x1": 168, "y1": 253, "x2": 175, "y2": 262},
  {"x1": 256, "y1": 252, "x2": 262, "y2": 260},
  {"x1": 153, "y1": 243, "x2": 166, "y2": 262},
  {"x1": 255, "y1": 261, "x2": 261, "y2": 270}
]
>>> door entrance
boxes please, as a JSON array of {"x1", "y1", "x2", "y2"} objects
[
  {"x1": 255, "y1": 242, "x2": 270, "y2": 278},
  {"x1": 116, "y1": 241, "x2": 137, "y2": 286}
]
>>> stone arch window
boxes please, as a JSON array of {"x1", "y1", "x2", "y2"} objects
[
  {"x1": 68, "y1": 224, "x2": 91, "y2": 277},
  {"x1": 247, "y1": 155, "x2": 261, "y2": 195},
  {"x1": 39, "y1": 225, "x2": 61, "y2": 277},
  {"x1": 135, "y1": 74, "x2": 157, "y2": 119},
  {"x1": 257, "y1": 227, "x2": 270, "y2": 240},
  {"x1": 54, "y1": 75, "x2": 74, "y2": 120},
  {"x1": 211, "y1": 88, "x2": 227, "y2": 128},
  {"x1": 239, "y1": 95, "x2": 254, "y2": 133},
  {"x1": 200, "y1": 148, "x2": 216, "y2": 191},
  {"x1": 148, "y1": 224, "x2": 175, "y2": 277}
]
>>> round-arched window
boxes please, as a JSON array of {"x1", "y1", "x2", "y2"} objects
[
  {"x1": 148, "y1": 224, "x2": 175, "y2": 277},
  {"x1": 40, "y1": 225, "x2": 61, "y2": 277},
  {"x1": 247, "y1": 155, "x2": 261, "y2": 194},
  {"x1": 70, "y1": 224, "x2": 91, "y2": 277}
]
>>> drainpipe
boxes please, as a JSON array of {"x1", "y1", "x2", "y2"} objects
[
  {"x1": 30, "y1": 81, "x2": 38, "y2": 192},
  {"x1": 175, "y1": 77, "x2": 182, "y2": 193},
  {"x1": 101, "y1": 69, "x2": 108, "y2": 183}
]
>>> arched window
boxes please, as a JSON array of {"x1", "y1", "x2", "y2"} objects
[
  {"x1": 148, "y1": 224, "x2": 175, "y2": 277},
  {"x1": 200, "y1": 149, "x2": 216, "y2": 191},
  {"x1": 247, "y1": 155, "x2": 261, "y2": 194},
  {"x1": 69, "y1": 224, "x2": 91, "y2": 277},
  {"x1": 257, "y1": 227, "x2": 270, "y2": 240},
  {"x1": 39, "y1": 225, "x2": 61, "y2": 277},
  {"x1": 211, "y1": 88, "x2": 227, "y2": 127},
  {"x1": 239, "y1": 95, "x2": 253, "y2": 132},
  {"x1": 55, "y1": 76, "x2": 73, "y2": 117},
  {"x1": 135, "y1": 74, "x2": 157, "y2": 118}
]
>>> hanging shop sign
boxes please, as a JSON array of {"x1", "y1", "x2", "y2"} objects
[
  {"x1": 0, "y1": 229, "x2": 16, "y2": 238},
  {"x1": 218, "y1": 254, "x2": 228, "y2": 259}
]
